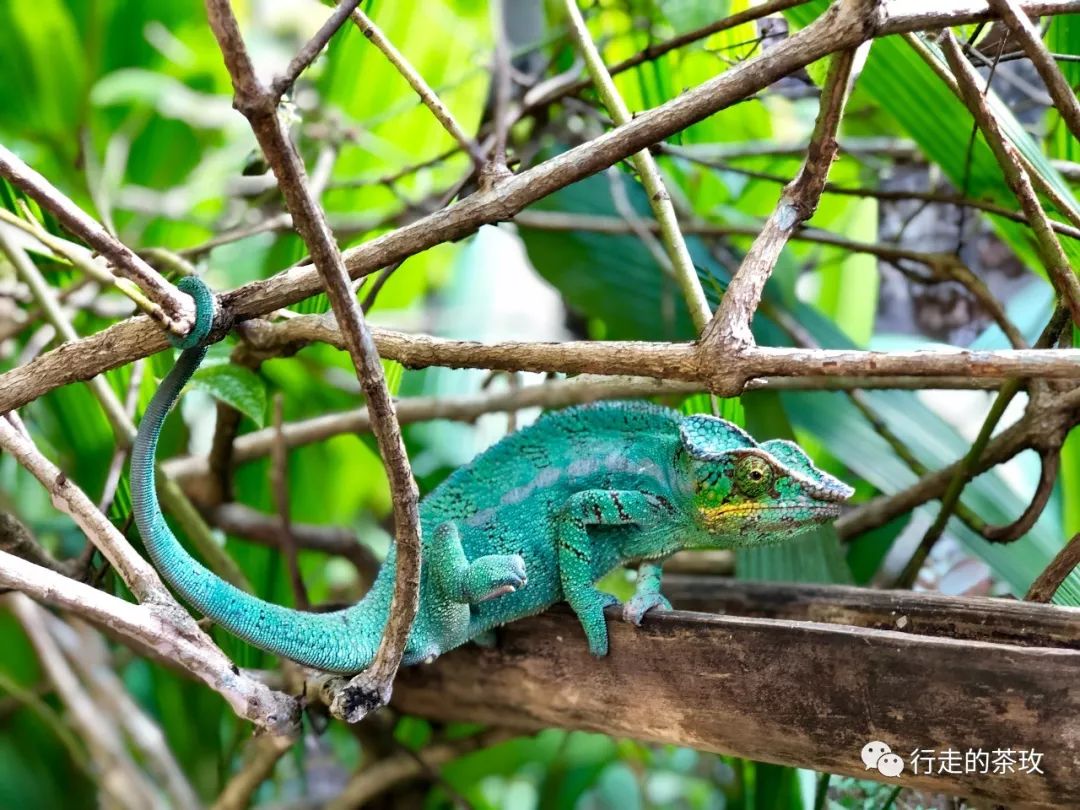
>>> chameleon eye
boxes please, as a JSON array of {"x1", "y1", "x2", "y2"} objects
[{"x1": 735, "y1": 456, "x2": 773, "y2": 497}]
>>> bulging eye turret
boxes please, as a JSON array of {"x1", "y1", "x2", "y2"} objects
[{"x1": 735, "y1": 455, "x2": 773, "y2": 497}]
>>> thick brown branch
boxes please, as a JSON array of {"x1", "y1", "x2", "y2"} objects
[{"x1": 236, "y1": 313, "x2": 1080, "y2": 392}]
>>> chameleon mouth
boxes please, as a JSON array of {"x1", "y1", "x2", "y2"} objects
[{"x1": 698, "y1": 501, "x2": 843, "y2": 530}]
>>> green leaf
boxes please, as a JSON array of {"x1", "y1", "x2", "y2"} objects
[
  {"x1": 189, "y1": 361, "x2": 267, "y2": 428},
  {"x1": 786, "y1": 2, "x2": 1080, "y2": 271}
]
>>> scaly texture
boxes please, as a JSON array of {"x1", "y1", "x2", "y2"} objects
[{"x1": 132, "y1": 285, "x2": 853, "y2": 672}]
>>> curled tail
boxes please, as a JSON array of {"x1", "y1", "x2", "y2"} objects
[{"x1": 130, "y1": 278, "x2": 389, "y2": 674}]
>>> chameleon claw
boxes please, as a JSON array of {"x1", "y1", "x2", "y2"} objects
[{"x1": 622, "y1": 593, "x2": 672, "y2": 626}]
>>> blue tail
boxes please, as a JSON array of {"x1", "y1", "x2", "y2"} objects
[{"x1": 130, "y1": 278, "x2": 390, "y2": 673}]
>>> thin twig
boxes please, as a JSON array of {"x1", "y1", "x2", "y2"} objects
[
  {"x1": 349, "y1": 7, "x2": 483, "y2": 164},
  {"x1": 486, "y1": 0, "x2": 514, "y2": 181},
  {"x1": 327, "y1": 730, "x2": 516, "y2": 810},
  {"x1": 513, "y1": 210, "x2": 971, "y2": 287},
  {"x1": 0, "y1": 144, "x2": 194, "y2": 336},
  {"x1": 1026, "y1": 532, "x2": 1080, "y2": 602},
  {"x1": 703, "y1": 48, "x2": 858, "y2": 349},
  {"x1": 940, "y1": 31, "x2": 1080, "y2": 328},
  {"x1": 206, "y1": 0, "x2": 421, "y2": 721},
  {"x1": 564, "y1": 0, "x2": 711, "y2": 331},
  {"x1": 268, "y1": 0, "x2": 364, "y2": 101},
  {"x1": 987, "y1": 0, "x2": 1080, "y2": 141},
  {"x1": 0, "y1": 512, "x2": 79, "y2": 577},
  {"x1": 981, "y1": 446, "x2": 1060, "y2": 542},
  {"x1": 664, "y1": 152, "x2": 1080, "y2": 242}
]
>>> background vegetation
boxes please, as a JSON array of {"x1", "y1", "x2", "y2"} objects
[{"x1": 1, "y1": 0, "x2": 1078, "y2": 807}]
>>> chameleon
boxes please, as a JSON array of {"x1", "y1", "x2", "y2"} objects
[{"x1": 131, "y1": 278, "x2": 854, "y2": 673}]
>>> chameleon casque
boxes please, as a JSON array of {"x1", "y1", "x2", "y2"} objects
[{"x1": 132, "y1": 279, "x2": 854, "y2": 673}]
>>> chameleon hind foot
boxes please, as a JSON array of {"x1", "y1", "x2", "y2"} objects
[{"x1": 462, "y1": 554, "x2": 527, "y2": 603}]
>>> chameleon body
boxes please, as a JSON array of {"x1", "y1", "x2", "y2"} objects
[{"x1": 132, "y1": 280, "x2": 853, "y2": 673}]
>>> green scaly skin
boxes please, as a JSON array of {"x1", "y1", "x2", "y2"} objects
[{"x1": 132, "y1": 280, "x2": 854, "y2": 672}]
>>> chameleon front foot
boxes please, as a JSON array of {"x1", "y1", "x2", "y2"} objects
[
  {"x1": 568, "y1": 590, "x2": 620, "y2": 656},
  {"x1": 622, "y1": 592, "x2": 672, "y2": 626}
]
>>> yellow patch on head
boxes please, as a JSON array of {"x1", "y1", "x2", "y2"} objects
[{"x1": 699, "y1": 502, "x2": 763, "y2": 529}]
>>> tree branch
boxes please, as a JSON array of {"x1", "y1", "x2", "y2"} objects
[
  {"x1": 348, "y1": 7, "x2": 483, "y2": 164},
  {"x1": 940, "y1": 30, "x2": 1080, "y2": 327},
  {"x1": 987, "y1": 0, "x2": 1080, "y2": 142},
  {"x1": 0, "y1": 145, "x2": 195, "y2": 336},
  {"x1": 0, "y1": 550, "x2": 298, "y2": 733},
  {"x1": 269, "y1": 0, "x2": 364, "y2": 101},
  {"x1": 7, "y1": 0, "x2": 1073, "y2": 413},
  {"x1": 563, "y1": 0, "x2": 711, "y2": 331},
  {"x1": 1026, "y1": 532, "x2": 1080, "y2": 602},
  {"x1": 703, "y1": 48, "x2": 857, "y2": 349},
  {"x1": 205, "y1": 0, "x2": 421, "y2": 721}
]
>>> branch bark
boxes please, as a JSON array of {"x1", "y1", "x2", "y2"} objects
[
  {"x1": 564, "y1": 0, "x2": 711, "y2": 331},
  {"x1": 0, "y1": 549, "x2": 298, "y2": 732},
  {"x1": 940, "y1": 30, "x2": 1080, "y2": 327},
  {"x1": 987, "y1": 0, "x2": 1080, "y2": 142},
  {"x1": 0, "y1": 145, "x2": 195, "y2": 336},
  {"x1": 6, "y1": 0, "x2": 1077, "y2": 414},
  {"x1": 205, "y1": 0, "x2": 421, "y2": 722},
  {"x1": 702, "y1": 48, "x2": 857, "y2": 349}
]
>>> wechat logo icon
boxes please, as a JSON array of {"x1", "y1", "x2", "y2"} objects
[{"x1": 861, "y1": 741, "x2": 905, "y2": 778}]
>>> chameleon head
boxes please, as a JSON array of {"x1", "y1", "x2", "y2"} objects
[{"x1": 677, "y1": 415, "x2": 854, "y2": 548}]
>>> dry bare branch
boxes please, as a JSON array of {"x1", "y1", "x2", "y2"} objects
[
  {"x1": 703, "y1": 48, "x2": 858, "y2": 350},
  {"x1": 9, "y1": 595, "x2": 160, "y2": 810},
  {"x1": 0, "y1": 549, "x2": 298, "y2": 732},
  {"x1": 205, "y1": 0, "x2": 421, "y2": 721},
  {"x1": 5, "y1": 0, "x2": 1076, "y2": 413},
  {"x1": 0, "y1": 145, "x2": 195, "y2": 336},
  {"x1": 210, "y1": 733, "x2": 294, "y2": 810},
  {"x1": 235, "y1": 312, "x2": 1080, "y2": 392}
]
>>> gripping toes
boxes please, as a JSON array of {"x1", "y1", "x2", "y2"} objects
[
  {"x1": 570, "y1": 590, "x2": 620, "y2": 656},
  {"x1": 622, "y1": 592, "x2": 672, "y2": 626},
  {"x1": 464, "y1": 554, "x2": 527, "y2": 603}
]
